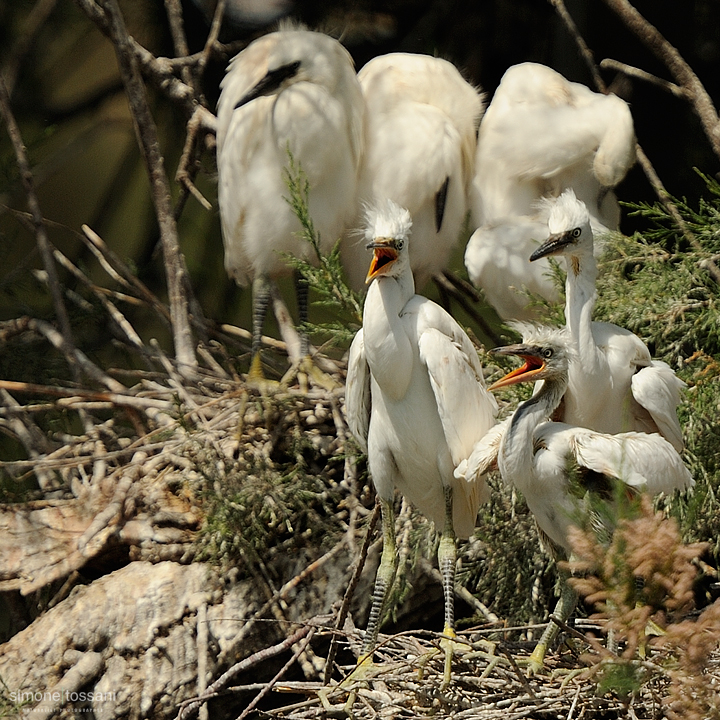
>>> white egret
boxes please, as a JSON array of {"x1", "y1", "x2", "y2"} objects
[
  {"x1": 216, "y1": 26, "x2": 364, "y2": 382},
  {"x1": 345, "y1": 199, "x2": 497, "y2": 684},
  {"x1": 342, "y1": 53, "x2": 484, "y2": 293},
  {"x1": 464, "y1": 325, "x2": 693, "y2": 671},
  {"x1": 530, "y1": 189, "x2": 685, "y2": 450},
  {"x1": 465, "y1": 62, "x2": 636, "y2": 320}
]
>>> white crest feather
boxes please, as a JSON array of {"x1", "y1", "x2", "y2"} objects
[{"x1": 363, "y1": 199, "x2": 413, "y2": 242}]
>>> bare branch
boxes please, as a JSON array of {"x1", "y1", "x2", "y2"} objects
[
  {"x1": 549, "y1": 0, "x2": 720, "y2": 284},
  {"x1": 96, "y1": 0, "x2": 197, "y2": 374},
  {"x1": 599, "y1": 58, "x2": 690, "y2": 100},
  {"x1": 0, "y1": 74, "x2": 80, "y2": 373},
  {"x1": 600, "y1": 0, "x2": 720, "y2": 162},
  {"x1": 2, "y1": 0, "x2": 60, "y2": 97}
]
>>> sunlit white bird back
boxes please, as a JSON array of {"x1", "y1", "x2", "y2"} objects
[
  {"x1": 465, "y1": 62, "x2": 636, "y2": 320},
  {"x1": 342, "y1": 53, "x2": 484, "y2": 292},
  {"x1": 216, "y1": 27, "x2": 364, "y2": 378}
]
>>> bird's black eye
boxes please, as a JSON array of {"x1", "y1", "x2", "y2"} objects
[
  {"x1": 395, "y1": 239, "x2": 405, "y2": 251},
  {"x1": 571, "y1": 227, "x2": 582, "y2": 238},
  {"x1": 543, "y1": 348, "x2": 554, "y2": 359}
]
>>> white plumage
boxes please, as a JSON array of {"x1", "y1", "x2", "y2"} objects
[
  {"x1": 216, "y1": 27, "x2": 364, "y2": 377},
  {"x1": 345, "y1": 199, "x2": 497, "y2": 682},
  {"x1": 465, "y1": 325, "x2": 692, "y2": 671},
  {"x1": 464, "y1": 62, "x2": 636, "y2": 320},
  {"x1": 530, "y1": 190, "x2": 685, "y2": 451},
  {"x1": 342, "y1": 53, "x2": 484, "y2": 292}
]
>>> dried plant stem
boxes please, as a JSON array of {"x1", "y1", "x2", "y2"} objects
[
  {"x1": 549, "y1": 0, "x2": 720, "y2": 284},
  {"x1": 599, "y1": 59, "x2": 689, "y2": 100},
  {"x1": 0, "y1": 75, "x2": 77, "y2": 372},
  {"x1": 97, "y1": 0, "x2": 197, "y2": 374},
  {"x1": 600, "y1": 0, "x2": 720, "y2": 162},
  {"x1": 176, "y1": 624, "x2": 316, "y2": 720}
]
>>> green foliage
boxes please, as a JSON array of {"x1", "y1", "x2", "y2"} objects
[
  {"x1": 461, "y1": 473, "x2": 556, "y2": 627},
  {"x1": 560, "y1": 181, "x2": 720, "y2": 555},
  {"x1": 282, "y1": 151, "x2": 364, "y2": 349},
  {"x1": 192, "y1": 394, "x2": 349, "y2": 577}
]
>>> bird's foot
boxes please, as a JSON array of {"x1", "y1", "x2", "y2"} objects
[
  {"x1": 281, "y1": 355, "x2": 340, "y2": 393},
  {"x1": 417, "y1": 629, "x2": 473, "y2": 689},
  {"x1": 318, "y1": 654, "x2": 401, "y2": 716},
  {"x1": 517, "y1": 643, "x2": 549, "y2": 676},
  {"x1": 246, "y1": 354, "x2": 281, "y2": 393}
]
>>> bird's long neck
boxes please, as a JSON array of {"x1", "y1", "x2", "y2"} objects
[
  {"x1": 501, "y1": 377, "x2": 567, "y2": 493},
  {"x1": 362, "y1": 271, "x2": 415, "y2": 400},
  {"x1": 564, "y1": 253, "x2": 602, "y2": 373}
]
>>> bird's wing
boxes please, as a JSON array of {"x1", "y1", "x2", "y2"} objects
[
  {"x1": 415, "y1": 302, "x2": 497, "y2": 467},
  {"x1": 456, "y1": 417, "x2": 510, "y2": 482},
  {"x1": 630, "y1": 361, "x2": 686, "y2": 453},
  {"x1": 345, "y1": 329, "x2": 371, "y2": 453},
  {"x1": 540, "y1": 424, "x2": 694, "y2": 495}
]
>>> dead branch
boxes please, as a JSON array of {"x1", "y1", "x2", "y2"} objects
[
  {"x1": 599, "y1": 58, "x2": 690, "y2": 100},
  {"x1": 0, "y1": 75, "x2": 78, "y2": 372},
  {"x1": 549, "y1": 0, "x2": 720, "y2": 285},
  {"x1": 2, "y1": 0, "x2": 60, "y2": 97},
  {"x1": 176, "y1": 624, "x2": 316, "y2": 720},
  {"x1": 600, "y1": 0, "x2": 720, "y2": 162},
  {"x1": 94, "y1": 0, "x2": 198, "y2": 374},
  {"x1": 72, "y1": 0, "x2": 196, "y2": 111}
]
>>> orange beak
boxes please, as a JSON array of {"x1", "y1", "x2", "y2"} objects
[
  {"x1": 365, "y1": 239, "x2": 399, "y2": 284},
  {"x1": 488, "y1": 346, "x2": 547, "y2": 390}
]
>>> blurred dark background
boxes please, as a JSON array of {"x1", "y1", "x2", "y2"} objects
[{"x1": 1, "y1": 0, "x2": 719, "y2": 364}]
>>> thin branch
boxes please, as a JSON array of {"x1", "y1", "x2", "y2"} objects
[
  {"x1": 599, "y1": 58, "x2": 690, "y2": 100},
  {"x1": 97, "y1": 0, "x2": 197, "y2": 374},
  {"x1": 0, "y1": 75, "x2": 94, "y2": 384},
  {"x1": 2, "y1": 0, "x2": 60, "y2": 97},
  {"x1": 323, "y1": 502, "x2": 381, "y2": 685},
  {"x1": 549, "y1": 0, "x2": 720, "y2": 284},
  {"x1": 73, "y1": 0, "x2": 196, "y2": 112},
  {"x1": 600, "y1": 0, "x2": 720, "y2": 162},
  {"x1": 175, "y1": 624, "x2": 315, "y2": 720},
  {"x1": 547, "y1": 0, "x2": 605, "y2": 91}
]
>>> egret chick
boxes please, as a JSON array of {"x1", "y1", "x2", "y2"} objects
[
  {"x1": 474, "y1": 326, "x2": 693, "y2": 672},
  {"x1": 216, "y1": 26, "x2": 364, "y2": 384},
  {"x1": 465, "y1": 62, "x2": 636, "y2": 320},
  {"x1": 345, "y1": 199, "x2": 497, "y2": 685},
  {"x1": 530, "y1": 189, "x2": 685, "y2": 450},
  {"x1": 342, "y1": 53, "x2": 484, "y2": 292}
]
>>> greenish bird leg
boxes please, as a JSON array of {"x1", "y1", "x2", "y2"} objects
[
  {"x1": 528, "y1": 564, "x2": 578, "y2": 673},
  {"x1": 360, "y1": 496, "x2": 398, "y2": 661},
  {"x1": 438, "y1": 484, "x2": 462, "y2": 687},
  {"x1": 249, "y1": 274, "x2": 272, "y2": 381}
]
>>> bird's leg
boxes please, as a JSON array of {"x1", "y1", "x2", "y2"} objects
[
  {"x1": 295, "y1": 269, "x2": 310, "y2": 358},
  {"x1": 527, "y1": 566, "x2": 578, "y2": 674},
  {"x1": 248, "y1": 275, "x2": 273, "y2": 385},
  {"x1": 437, "y1": 484, "x2": 470, "y2": 688},
  {"x1": 280, "y1": 270, "x2": 339, "y2": 391},
  {"x1": 360, "y1": 496, "x2": 398, "y2": 663},
  {"x1": 439, "y1": 485, "x2": 457, "y2": 640},
  {"x1": 326, "y1": 497, "x2": 397, "y2": 713}
]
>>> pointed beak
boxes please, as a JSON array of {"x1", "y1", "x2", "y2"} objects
[
  {"x1": 488, "y1": 344, "x2": 547, "y2": 390},
  {"x1": 529, "y1": 231, "x2": 574, "y2": 262},
  {"x1": 365, "y1": 238, "x2": 399, "y2": 284},
  {"x1": 234, "y1": 60, "x2": 302, "y2": 109}
]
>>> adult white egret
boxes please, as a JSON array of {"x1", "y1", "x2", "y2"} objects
[
  {"x1": 465, "y1": 62, "x2": 636, "y2": 320},
  {"x1": 530, "y1": 189, "x2": 685, "y2": 450},
  {"x1": 216, "y1": 26, "x2": 364, "y2": 382},
  {"x1": 341, "y1": 53, "x2": 484, "y2": 293},
  {"x1": 345, "y1": 199, "x2": 497, "y2": 684},
  {"x1": 463, "y1": 325, "x2": 692, "y2": 671}
]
